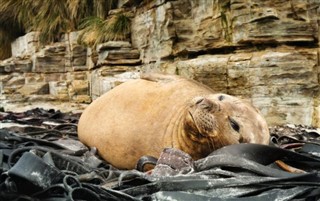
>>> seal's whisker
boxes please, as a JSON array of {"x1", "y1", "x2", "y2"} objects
[
  {"x1": 206, "y1": 136, "x2": 213, "y2": 151},
  {"x1": 215, "y1": 132, "x2": 225, "y2": 148},
  {"x1": 208, "y1": 136, "x2": 215, "y2": 151}
]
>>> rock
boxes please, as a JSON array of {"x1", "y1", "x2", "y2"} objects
[
  {"x1": 72, "y1": 95, "x2": 91, "y2": 103},
  {"x1": 2, "y1": 0, "x2": 320, "y2": 128},
  {"x1": 98, "y1": 59, "x2": 141, "y2": 65},
  {"x1": 70, "y1": 80, "x2": 89, "y2": 95},
  {"x1": 6, "y1": 75, "x2": 25, "y2": 86},
  {"x1": 97, "y1": 41, "x2": 132, "y2": 52},
  {"x1": 131, "y1": 2, "x2": 175, "y2": 63},
  {"x1": 286, "y1": 124, "x2": 296, "y2": 129},
  {"x1": 0, "y1": 82, "x2": 3, "y2": 95},
  {"x1": 0, "y1": 58, "x2": 32, "y2": 73},
  {"x1": 173, "y1": 0, "x2": 231, "y2": 54},
  {"x1": 63, "y1": 32, "x2": 88, "y2": 71},
  {"x1": 158, "y1": 45, "x2": 317, "y2": 126},
  {"x1": 32, "y1": 43, "x2": 67, "y2": 73},
  {"x1": 90, "y1": 66, "x2": 140, "y2": 99},
  {"x1": 86, "y1": 48, "x2": 96, "y2": 70},
  {"x1": 11, "y1": 32, "x2": 39, "y2": 57},
  {"x1": 32, "y1": 55, "x2": 66, "y2": 73},
  {"x1": 1, "y1": 73, "x2": 25, "y2": 95},
  {"x1": 17, "y1": 82, "x2": 49, "y2": 95},
  {"x1": 67, "y1": 71, "x2": 89, "y2": 81},
  {"x1": 174, "y1": 55, "x2": 229, "y2": 93},
  {"x1": 49, "y1": 81, "x2": 69, "y2": 97},
  {"x1": 72, "y1": 45, "x2": 87, "y2": 57},
  {"x1": 64, "y1": 31, "x2": 81, "y2": 44},
  {"x1": 97, "y1": 47, "x2": 141, "y2": 66},
  {"x1": 12, "y1": 59, "x2": 33, "y2": 72},
  {"x1": 70, "y1": 45, "x2": 87, "y2": 67},
  {"x1": 132, "y1": 0, "x2": 318, "y2": 59},
  {"x1": 0, "y1": 64, "x2": 14, "y2": 73},
  {"x1": 232, "y1": 0, "x2": 317, "y2": 44},
  {"x1": 24, "y1": 94, "x2": 63, "y2": 102},
  {"x1": 43, "y1": 44, "x2": 66, "y2": 56},
  {"x1": 152, "y1": 148, "x2": 194, "y2": 176},
  {"x1": 24, "y1": 73, "x2": 44, "y2": 84},
  {"x1": 118, "y1": 0, "x2": 143, "y2": 8},
  {"x1": 72, "y1": 57, "x2": 87, "y2": 66},
  {"x1": 106, "y1": 49, "x2": 140, "y2": 60}
]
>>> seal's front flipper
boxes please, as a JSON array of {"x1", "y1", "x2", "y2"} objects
[{"x1": 140, "y1": 73, "x2": 179, "y2": 83}]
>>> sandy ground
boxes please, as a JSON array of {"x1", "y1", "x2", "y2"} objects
[
  {"x1": 1, "y1": 101, "x2": 87, "y2": 129},
  {"x1": 1, "y1": 101, "x2": 88, "y2": 113}
]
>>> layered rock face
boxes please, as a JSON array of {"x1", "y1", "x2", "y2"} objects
[
  {"x1": 130, "y1": 0, "x2": 320, "y2": 126},
  {"x1": 1, "y1": 0, "x2": 320, "y2": 126},
  {"x1": 0, "y1": 32, "x2": 91, "y2": 104}
]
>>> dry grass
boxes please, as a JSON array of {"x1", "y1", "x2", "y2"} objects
[
  {"x1": 78, "y1": 13, "x2": 131, "y2": 48},
  {"x1": 0, "y1": 0, "x2": 117, "y2": 57}
]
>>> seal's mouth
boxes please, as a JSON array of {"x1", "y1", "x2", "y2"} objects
[
  {"x1": 188, "y1": 111, "x2": 207, "y2": 137},
  {"x1": 188, "y1": 111, "x2": 199, "y2": 132}
]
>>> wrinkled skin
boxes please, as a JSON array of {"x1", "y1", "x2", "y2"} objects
[
  {"x1": 186, "y1": 94, "x2": 269, "y2": 152},
  {"x1": 78, "y1": 74, "x2": 270, "y2": 169}
]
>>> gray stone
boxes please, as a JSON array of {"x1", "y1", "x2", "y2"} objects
[
  {"x1": 32, "y1": 55, "x2": 66, "y2": 73},
  {"x1": 72, "y1": 95, "x2": 91, "y2": 103},
  {"x1": 106, "y1": 49, "x2": 140, "y2": 60},
  {"x1": 5, "y1": 76, "x2": 25, "y2": 86},
  {"x1": 70, "y1": 80, "x2": 89, "y2": 95},
  {"x1": 71, "y1": 45, "x2": 87, "y2": 58},
  {"x1": 97, "y1": 41, "x2": 132, "y2": 52},
  {"x1": 2, "y1": 0, "x2": 320, "y2": 128},
  {"x1": 49, "y1": 81, "x2": 69, "y2": 96},
  {"x1": 11, "y1": 32, "x2": 39, "y2": 57},
  {"x1": 0, "y1": 82, "x2": 3, "y2": 95},
  {"x1": 0, "y1": 58, "x2": 32, "y2": 73},
  {"x1": 31, "y1": 43, "x2": 68, "y2": 73},
  {"x1": 72, "y1": 66, "x2": 89, "y2": 71},
  {"x1": 98, "y1": 59, "x2": 141, "y2": 65},
  {"x1": 160, "y1": 46, "x2": 318, "y2": 126},
  {"x1": 90, "y1": 66, "x2": 140, "y2": 99},
  {"x1": 131, "y1": 2, "x2": 175, "y2": 63},
  {"x1": 72, "y1": 57, "x2": 87, "y2": 66},
  {"x1": 17, "y1": 82, "x2": 49, "y2": 95},
  {"x1": 42, "y1": 43, "x2": 66, "y2": 56},
  {"x1": 97, "y1": 48, "x2": 141, "y2": 66},
  {"x1": 232, "y1": 0, "x2": 317, "y2": 44}
]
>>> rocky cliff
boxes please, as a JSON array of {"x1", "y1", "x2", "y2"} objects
[{"x1": 1, "y1": 0, "x2": 320, "y2": 126}]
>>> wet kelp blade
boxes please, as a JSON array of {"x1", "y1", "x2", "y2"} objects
[
  {"x1": 118, "y1": 144, "x2": 320, "y2": 200},
  {"x1": 8, "y1": 152, "x2": 65, "y2": 194},
  {"x1": 2, "y1": 109, "x2": 320, "y2": 200},
  {"x1": 121, "y1": 172, "x2": 320, "y2": 199},
  {"x1": 209, "y1": 143, "x2": 320, "y2": 165},
  {"x1": 148, "y1": 186, "x2": 313, "y2": 201}
]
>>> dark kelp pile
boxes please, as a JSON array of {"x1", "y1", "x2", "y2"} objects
[{"x1": 1, "y1": 108, "x2": 320, "y2": 200}]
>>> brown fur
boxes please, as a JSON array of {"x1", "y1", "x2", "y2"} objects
[{"x1": 78, "y1": 74, "x2": 269, "y2": 169}]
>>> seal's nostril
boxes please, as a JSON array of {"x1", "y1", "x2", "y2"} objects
[
  {"x1": 199, "y1": 99, "x2": 214, "y2": 111},
  {"x1": 195, "y1": 98, "x2": 204, "y2": 105}
]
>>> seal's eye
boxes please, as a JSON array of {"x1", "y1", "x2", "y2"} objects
[
  {"x1": 229, "y1": 117, "x2": 240, "y2": 132},
  {"x1": 218, "y1": 95, "x2": 225, "y2": 101}
]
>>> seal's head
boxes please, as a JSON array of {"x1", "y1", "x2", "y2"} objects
[{"x1": 185, "y1": 93, "x2": 269, "y2": 154}]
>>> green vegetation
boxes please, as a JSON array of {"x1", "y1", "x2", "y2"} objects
[
  {"x1": 219, "y1": 0, "x2": 232, "y2": 42},
  {"x1": 78, "y1": 13, "x2": 131, "y2": 48},
  {"x1": 0, "y1": 0, "x2": 129, "y2": 60}
]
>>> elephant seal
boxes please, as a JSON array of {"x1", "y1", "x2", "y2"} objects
[{"x1": 78, "y1": 73, "x2": 269, "y2": 169}]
